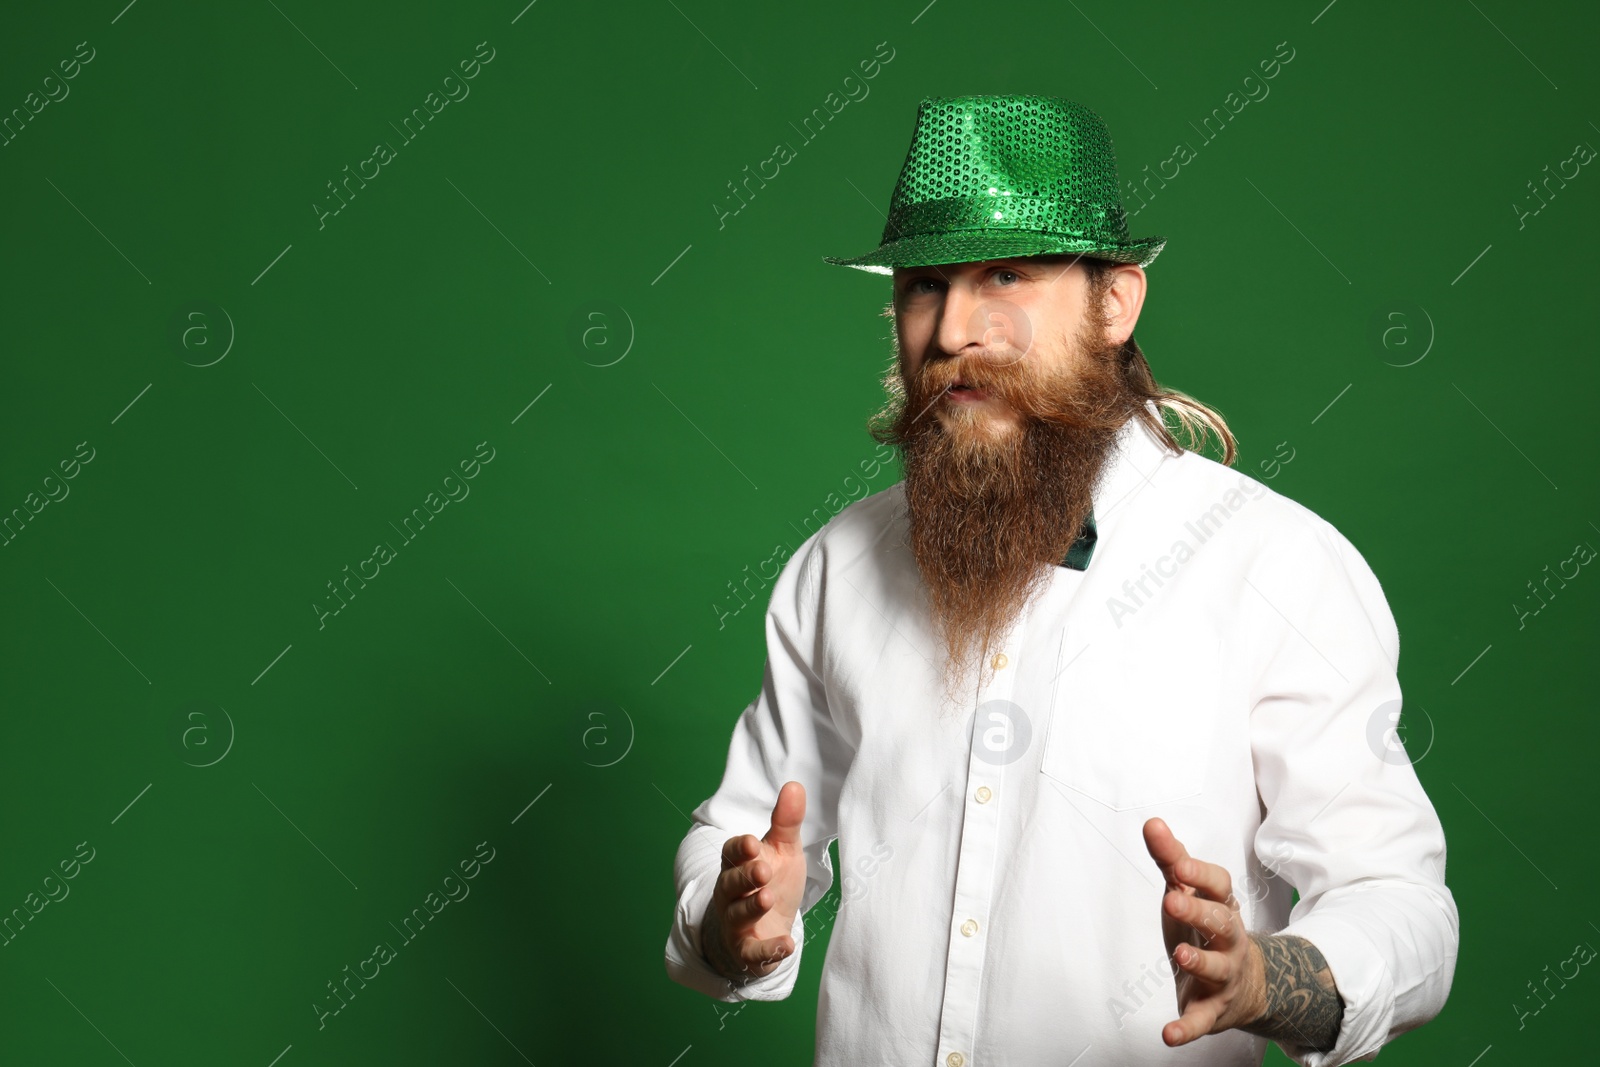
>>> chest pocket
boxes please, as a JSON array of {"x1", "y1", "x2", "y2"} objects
[{"x1": 1039, "y1": 619, "x2": 1223, "y2": 812}]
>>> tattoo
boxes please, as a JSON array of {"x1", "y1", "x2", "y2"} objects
[
  {"x1": 701, "y1": 898, "x2": 761, "y2": 985},
  {"x1": 1242, "y1": 933, "x2": 1345, "y2": 1052},
  {"x1": 701, "y1": 899, "x2": 744, "y2": 982}
]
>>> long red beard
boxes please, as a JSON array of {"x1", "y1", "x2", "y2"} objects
[{"x1": 872, "y1": 318, "x2": 1142, "y2": 710}]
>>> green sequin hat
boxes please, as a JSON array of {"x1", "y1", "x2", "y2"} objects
[{"x1": 823, "y1": 94, "x2": 1165, "y2": 275}]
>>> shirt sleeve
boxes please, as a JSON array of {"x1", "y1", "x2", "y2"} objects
[
  {"x1": 664, "y1": 530, "x2": 855, "y2": 1003},
  {"x1": 1246, "y1": 512, "x2": 1460, "y2": 1067}
]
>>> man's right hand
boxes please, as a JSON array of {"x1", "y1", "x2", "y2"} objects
[{"x1": 703, "y1": 780, "x2": 807, "y2": 983}]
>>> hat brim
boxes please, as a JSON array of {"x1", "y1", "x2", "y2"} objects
[{"x1": 822, "y1": 230, "x2": 1166, "y2": 275}]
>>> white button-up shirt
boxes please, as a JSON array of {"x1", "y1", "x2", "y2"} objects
[{"x1": 665, "y1": 399, "x2": 1459, "y2": 1066}]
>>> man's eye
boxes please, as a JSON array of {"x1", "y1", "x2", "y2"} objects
[
  {"x1": 905, "y1": 278, "x2": 939, "y2": 295},
  {"x1": 992, "y1": 269, "x2": 1020, "y2": 286}
]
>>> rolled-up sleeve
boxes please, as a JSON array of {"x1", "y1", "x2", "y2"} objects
[
  {"x1": 1247, "y1": 513, "x2": 1460, "y2": 1067},
  {"x1": 664, "y1": 530, "x2": 855, "y2": 1003}
]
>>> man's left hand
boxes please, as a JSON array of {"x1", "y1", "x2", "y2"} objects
[{"x1": 1141, "y1": 816, "x2": 1267, "y2": 1047}]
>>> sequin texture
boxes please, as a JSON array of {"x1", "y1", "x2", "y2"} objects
[{"x1": 823, "y1": 95, "x2": 1165, "y2": 274}]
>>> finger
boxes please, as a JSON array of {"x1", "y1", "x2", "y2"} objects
[
  {"x1": 723, "y1": 882, "x2": 778, "y2": 928},
  {"x1": 764, "y1": 781, "x2": 806, "y2": 850},
  {"x1": 713, "y1": 857, "x2": 769, "y2": 907},
  {"x1": 735, "y1": 932, "x2": 795, "y2": 975},
  {"x1": 1175, "y1": 854, "x2": 1234, "y2": 905},
  {"x1": 714, "y1": 838, "x2": 771, "y2": 913},
  {"x1": 1163, "y1": 997, "x2": 1220, "y2": 1047},
  {"x1": 720, "y1": 833, "x2": 758, "y2": 872},
  {"x1": 1141, "y1": 817, "x2": 1191, "y2": 887},
  {"x1": 1172, "y1": 941, "x2": 1231, "y2": 984},
  {"x1": 1164, "y1": 890, "x2": 1241, "y2": 949}
]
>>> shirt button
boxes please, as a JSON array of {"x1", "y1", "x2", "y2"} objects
[
  {"x1": 946, "y1": 1054, "x2": 966, "y2": 1067},
  {"x1": 975, "y1": 786, "x2": 992, "y2": 803},
  {"x1": 990, "y1": 652, "x2": 1009, "y2": 670},
  {"x1": 960, "y1": 918, "x2": 979, "y2": 937}
]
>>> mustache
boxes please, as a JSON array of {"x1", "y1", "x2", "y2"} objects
[
  {"x1": 908, "y1": 353, "x2": 1036, "y2": 418},
  {"x1": 895, "y1": 340, "x2": 1135, "y2": 442},
  {"x1": 918, "y1": 352, "x2": 1028, "y2": 391},
  {"x1": 908, "y1": 352, "x2": 1074, "y2": 426}
]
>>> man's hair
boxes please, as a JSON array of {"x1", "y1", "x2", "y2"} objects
[
  {"x1": 881, "y1": 254, "x2": 1239, "y2": 466},
  {"x1": 1076, "y1": 255, "x2": 1238, "y2": 466}
]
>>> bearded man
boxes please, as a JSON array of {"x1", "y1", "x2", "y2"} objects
[{"x1": 665, "y1": 95, "x2": 1458, "y2": 1067}]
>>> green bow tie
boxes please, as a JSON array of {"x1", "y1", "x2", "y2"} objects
[{"x1": 1059, "y1": 507, "x2": 1097, "y2": 571}]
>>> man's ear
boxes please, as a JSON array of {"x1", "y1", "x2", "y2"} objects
[{"x1": 1102, "y1": 264, "x2": 1148, "y2": 345}]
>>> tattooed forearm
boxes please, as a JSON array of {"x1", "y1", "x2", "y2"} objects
[
  {"x1": 700, "y1": 899, "x2": 747, "y2": 983},
  {"x1": 1242, "y1": 933, "x2": 1345, "y2": 1052}
]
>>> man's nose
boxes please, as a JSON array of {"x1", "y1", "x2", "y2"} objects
[
  {"x1": 934, "y1": 281, "x2": 984, "y2": 355},
  {"x1": 936, "y1": 282, "x2": 1018, "y2": 355}
]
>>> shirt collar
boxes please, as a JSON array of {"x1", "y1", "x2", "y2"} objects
[{"x1": 1057, "y1": 399, "x2": 1175, "y2": 572}]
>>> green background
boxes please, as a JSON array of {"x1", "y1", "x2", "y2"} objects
[{"x1": 0, "y1": 0, "x2": 1593, "y2": 1063}]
